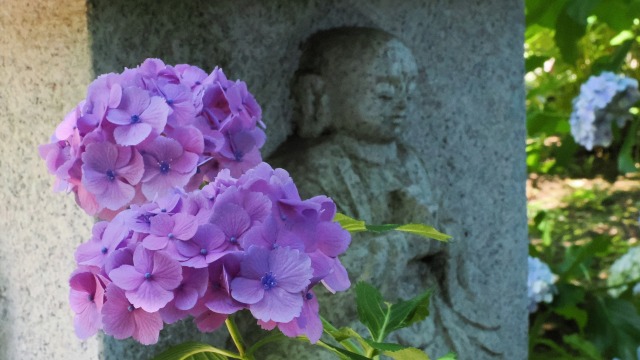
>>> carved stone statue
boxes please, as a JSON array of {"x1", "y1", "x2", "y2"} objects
[{"x1": 270, "y1": 27, "x2": 502, "y2": 358}]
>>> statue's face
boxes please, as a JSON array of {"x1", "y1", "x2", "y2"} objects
[{"x1": 327, "y1": 40, "x2": 418, "y2": 141}]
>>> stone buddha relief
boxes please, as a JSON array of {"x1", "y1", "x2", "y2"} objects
[{"x1": 270, "y1": 27, "x2": 502, "y2": 358}]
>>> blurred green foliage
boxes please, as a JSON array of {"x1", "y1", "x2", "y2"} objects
[
  {"x1": 525, "y1": 0, "x2": 640, "y2": 178},
  {"x1": 529, "y1": 183, "x2": 640, "y2": 359},
  {"x1": 526, "y1": 1, "x2": 640, "y2": 358}
]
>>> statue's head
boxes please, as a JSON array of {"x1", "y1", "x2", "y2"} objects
[{"x1": 293, "y1": 27, "x2": 418, "y2": 141}]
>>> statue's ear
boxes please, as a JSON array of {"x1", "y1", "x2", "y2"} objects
[{"x1": 293, "y1": 74, "x2": 330, "y2": 138}]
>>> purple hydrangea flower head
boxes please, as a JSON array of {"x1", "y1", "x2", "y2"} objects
[
  {"x1": 570, "y1": 72, "x2": 640, "y2": 150},
  {"x1": 109, "y1": 245, "x2": 183, "y2": 312},
  {"x1": 230, "y1": 246, "x2": 312, "y2": 323},
  {"x1": 81, "y1": 142, "x2": 144, "y2": 211},
  {"x1": 142, "y1": 213, "x2": 198, "y2": 251},
  {"x1": 106, "y1": 86, "x2": 169, "y2": 146},
  {"x1": 140, "y1": 136, "x2": 199, "y2": 200},
  {"x1": 175, "y1": 224, "x2": 227, "y2": 267},
  {"x1": 102, "y1": 284, "x2": 163, "y2": 345},
  {"x1": 69, "y1": 269, "x2": 105, "y2": 339}
]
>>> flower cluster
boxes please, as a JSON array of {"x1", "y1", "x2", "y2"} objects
[
  {"x1": 570, "y1": 72, "x2": 640, "y2": 150},
  {"x1": 607, "y1": 246, "x2": 640, "y2": 298},
  {"x1": 69, "y1": 162, "x2": 351, "y2": 344},
  {"x1": 39, "y1": 59, "x2": 265, "y2": 219},
  {"x1": 528, "y1": 256, "x2": 557, "y2": 313}
]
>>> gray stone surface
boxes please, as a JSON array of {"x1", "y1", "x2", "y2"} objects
[
  {"x1": 0, "y1": 1, "x2": 99, "y2": 359},
  {"x1": 1, "y1": 0, "x2": 527, "y2": 359}
]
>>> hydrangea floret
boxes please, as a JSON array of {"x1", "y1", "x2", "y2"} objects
[
  {"x1": 528, "y1": 256, "x2": 557, "y2": 313},
  {"x1": 39, "y1": 59, "x2": 266, "y2": 220},
  {"x1": 607, "y1": 246, "x2": 640, "y2": 298},
  {"x1": 569, "y1": 72, "x2": 640, "y2": 150}
]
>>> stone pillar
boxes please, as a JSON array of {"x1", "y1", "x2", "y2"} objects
[{"x1": 0, "y1": 0, "x2": 98, "y2": 359}]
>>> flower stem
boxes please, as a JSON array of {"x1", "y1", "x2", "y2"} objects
[{"x1": 226, "y1": 316, "x2": 246, "y2": 358}]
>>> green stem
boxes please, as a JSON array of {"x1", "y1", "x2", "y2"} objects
[
  {"x1": 320, "y1": 316, "x2": 364, "y2": 355},
  {"x1": 226, "y1": 317, "x2": 247, "y2": 358},
  {"x1": 203, "y1": 347, "x2": 244, "y2": 359}
]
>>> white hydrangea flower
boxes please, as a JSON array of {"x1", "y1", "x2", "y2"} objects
[
  {"x1": 607, "y1": 246, "x2": 640, "y2": 298},
  {"x1": 569, "y1": 72, "x2": 640, "y2": 150},
  {"x1": 528, "y1": 256, "x2": 557, "y2": 313}
]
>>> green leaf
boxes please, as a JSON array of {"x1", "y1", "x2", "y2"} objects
[
  {"x1": 554, "y1": 4, "x2": 586, "y2": 63},
  {"x1": 319, "y1": 342, "x2": 371, "y2": 360},
  {"x1": 152, "y1": 342, "x2": 230, "y2": 360},
  {"x1": 586, "y1": 296, "x2": 640, "y2": 359},
  {"x1": 355, "y1": 282, "x2": 431, "y2": 342},
  {"x1": 592, "y1": 39, "x2": 635, "y2": 73},
  {"x1": 334, "y1": 213, "x2": 367, "y2": 232},
  {"x1": 436, "y1": 353, "x2": 457, "y2": 360},
  {"x1": 618, "y1": 120, "x2": 639, "y2": 174},
  {"x1": 565, "y1": 0, "x2": 600, "y2": 24},
  {"x1": 383, "y1": 347, "x2": 431, "y2": 360},
  {"x1": 562, "y1": 334, "x2": 603, "y2": 360},
  {"x1": 526, "y1": 0, "x2": 569, "y2": 28},
  {"x1": 334, "y1": 213, "x2": 450, "y2": 242},
  {"x1": 594, "y1": 0, "x2": 637, "y2": 31},
  {"x1": 554, "y1": 305, "x2": 588, "y2": 332},
  {"x1": 325, "y1": 326, "x2": 371, "y2": 353},
  {"x1": 394, "y1": 224, "x2": 451, "y2": 242},
  {"x1": 525, "y1": 55, "x2": 548, "y2": 72}
]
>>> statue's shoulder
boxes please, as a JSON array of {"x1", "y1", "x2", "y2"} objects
[{"x1": 271, "y1": 136, "x2": 354, "y2": 172}]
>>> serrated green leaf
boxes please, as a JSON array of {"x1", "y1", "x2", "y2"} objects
[
  {"x1": 152, "y1": 342, "x2": 229, "y2": 360},
  {"x1": 334, "y1": 213, "x2": 367, "y2": 232},
  {"x1": 334, "y1": 213, "x2": 450, "y2": 242},
  {"x1": 383, "y1": 347, "x2": 431, "y2": 360},
  {"x1": 355, "y1": 282, "x2": 387, "y2": 340},
  {"x1": 366, "y1": 223, "x2": 402, "y2": 232},
  {"x1": 395, "y1": 224, "x2": 451, "y2": 242},
  {"x1": 437, "y1": 352, "x2": 457, "y2": 360},
  {"x1": 355, "y1": 282, "x2": 432, "y2": 342}
]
